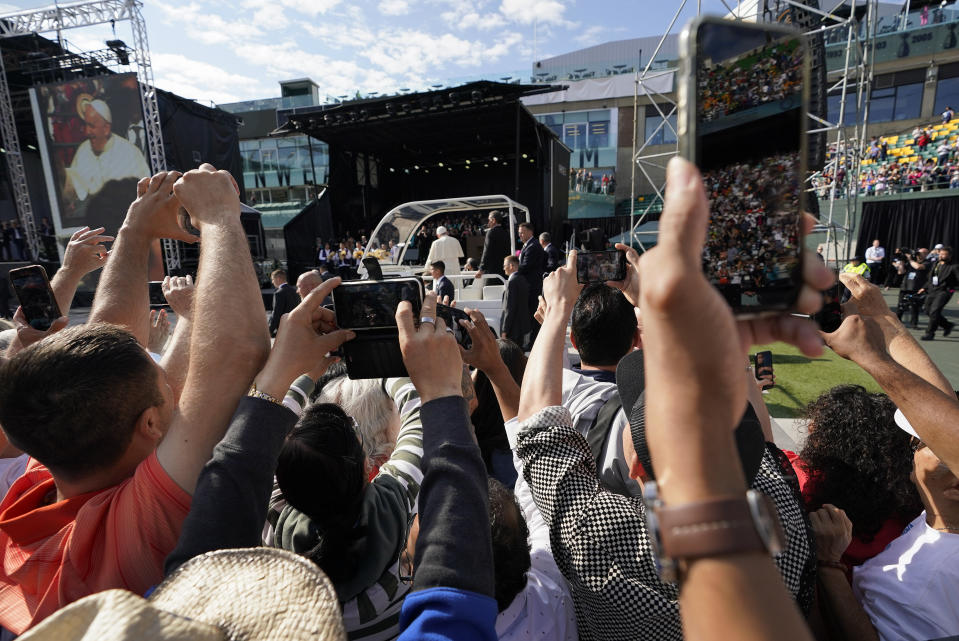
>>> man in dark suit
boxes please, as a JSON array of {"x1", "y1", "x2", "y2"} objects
[
  {"x1": 430, "y1": 260, "x2": 456, "y2": 302},
  {"x1": 540, "y1": 232, "x2": 563, "y2": 273},
  {"x1": 318, "y1": 262, "x2": 337, "y2": 282},
  {"x1": 501, "y1": 255, "x2": 530, "y2": 348},
  {"x1": 475, "y1": 210, "x2": 510, "y2": 282},
  {"x1": 517, "y1": 223, "x2": 546, "y2": 298},
  {"x1": 919, "y1": 246, "x2": 959, "y2": 340},
  {"x1": 268, "y1": 269, "x2": 300, "y2": 337}
]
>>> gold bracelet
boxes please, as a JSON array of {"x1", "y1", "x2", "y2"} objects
[{"x1": 248, "y1": 382, "x2": 283, "y2": 406}]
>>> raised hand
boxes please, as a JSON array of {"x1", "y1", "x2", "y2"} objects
[
  {"x1": 148, "y1": 308, "x2": 171, "y2": 354},
  {"x1": 396, "y1": 291, "x2": 463, "y2": 403},
  {"x1": 254, "y1": 276, "x2": 354, "y2": 399},
  {"x1": 162, "y1": 274, "x2": 195, "y2": 320},
  {"x1": 172, "y1": 164, "x2": 241, "y2": 232},
  {"x1": 459, "y1": 308, "x2": 503, "y2": 373},
  {"x1": 123, "y1": 171, "x2": 198, "y2": 243},
  {"x1": 7, "y1": 307, "x2": 68, "y2": 357},
  {"x1": 607, "y1": 244, "x2": 641, "y2": 308},
  {"x1": 60, "y1": 226, "x2": 113, "y2": 277}
]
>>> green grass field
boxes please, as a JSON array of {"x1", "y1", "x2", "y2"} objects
[{"x1": 754, "y1": 342, "x2": 883, "y2": 418}]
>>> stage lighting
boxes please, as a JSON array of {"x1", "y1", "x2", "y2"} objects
[
  {"x1": 414, "y1": 165, "x2": 420, "y2": 170},
  {"x1": 492, "y1": 156, "x2": 498, "y2": 162},
  {"x1": 389, "y1": 167, "x2": 395, "y2": 172},
  {"x1": 106, "y1": 39, "x2": 130, "y2": 65},
  {"x1": 448, "y1": 91, "x2": 461, "y2": 103},
  {"x1": 448, "y1": 167, "x2": 452, "y2": 171},
  {"x1": 521, "y1": 153, "x2": 527, "y2": 159},
  {"x1": 438, "y1": 162, "x2": 444, "y2": 167},
  {"x1": 465, "y1": 159, "x2": 470, "y2": 164},
  {"x1": 484, "y1": 163, "x2": 489, "y2": 167},
  {"x1": 470, "y1": 90, "x2": 483, "y2": 102}
]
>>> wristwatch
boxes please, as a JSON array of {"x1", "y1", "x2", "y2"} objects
[{"x1": 643, "y1": 480, "x2": 785, "y2": 583}]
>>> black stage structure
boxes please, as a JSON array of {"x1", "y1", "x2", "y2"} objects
[
  {"x1": 858, "y1": 195, "x2": 959, "y2": 255},
  {"x1": 275, "y1": 80, "x2": 570, "y2": 275}
]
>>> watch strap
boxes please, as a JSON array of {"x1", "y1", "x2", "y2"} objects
[{"x1": 656, "y1": 495, "x2": 770, "y2": 560}]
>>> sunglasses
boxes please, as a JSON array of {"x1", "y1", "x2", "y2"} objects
[{"x1": 910, "y1": 436, "x2": 927, "y2": 453}]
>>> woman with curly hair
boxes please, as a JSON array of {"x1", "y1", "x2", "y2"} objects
[{"x1": 786, "y1": 384, "x2": 923, "y2": 567}]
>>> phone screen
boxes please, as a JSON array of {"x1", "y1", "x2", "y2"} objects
[
  {"x1": 691, "y1": 21, "x2": 806, "y2": 314},
  {"x1": 9, "y1": 266, "x2": 61, "y2": 330},
  {"x1": 576, "y1": 250, "x2": 626, "y2": 284},
  {"x1": 333, "y1": 280, "x2": 423, "y2": 329},
  {"x1": 754, "y1": 350, "x2": 774, "y2": 390},
  {"x1": 148, "y1": 281, "x2": 166, "y2": 308}
]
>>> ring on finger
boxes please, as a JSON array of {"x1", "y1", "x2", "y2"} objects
[{"x1": 419, "y1": 316, "x2": 435, "y2": 325}]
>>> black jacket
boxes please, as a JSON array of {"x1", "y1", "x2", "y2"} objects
[
  {"x1": 544, "y1": 243, "x2": 563, "y2": 272},
  {"x1": 434, "y1": 276, "x2": 455, "y2": 303},
  {"x1": 502, "y1": 273, "x2": 531, "y2": 345},
  {"x1": 518, "y1": 237, "x2": 547, "y2": 298},
  {"x1": 927, "y1": 260, "x2": 959, "y2": 294},
  {"x1": 479, "y1": 225, "x2": 510, "y2": 276},
  {"x1": 269, "y1": 283, "x2": 300, "y2": 336}
]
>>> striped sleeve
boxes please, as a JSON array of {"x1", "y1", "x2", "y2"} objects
[
  {"x1": 283, "y1": 374, "x2": 316, "y2": 416},
  {"x1": 376, "y1": 378, "x2": 424, "y2": 511}
]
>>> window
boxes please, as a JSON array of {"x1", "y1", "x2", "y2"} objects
[
  {"x1": 935, "y1": 76, "x2": 959, "y2": 116},
  {"x1": 827, "y1": 91, "x2": 861, "y2": 126},
  {"x1": 535, "y1": 110, "x2": 617, "y2": 152},
  {"x1": 644, "y1": 113, "x2": 677, "y2": 145}
]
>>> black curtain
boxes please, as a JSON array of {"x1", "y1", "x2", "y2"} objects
[
  {"x1": 283, "y1": 194, "x2": 333, "y2": 284},
  {"x1": 858, "y1": 196, "x2": 959, "y2": 253}
]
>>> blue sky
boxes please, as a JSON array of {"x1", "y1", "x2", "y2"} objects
[{"x1": 3, "y1": 0, "x2": 741, "y2": 105}]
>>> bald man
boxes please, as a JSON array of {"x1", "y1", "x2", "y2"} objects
[
  {"x1": 64, "y1": 98, "x2": 151, "y2": 202},
  {"x1": 295, "y1": 269, "x2": 324, "y2": 300}
]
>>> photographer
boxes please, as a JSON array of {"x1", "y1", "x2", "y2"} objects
[{"x1": 896, "y1": 249, "x2": 928, "y2": 328}]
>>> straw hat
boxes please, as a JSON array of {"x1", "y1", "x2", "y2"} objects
[{"x1": 19, "y1": 548, "x2": 346, "y2": 641}]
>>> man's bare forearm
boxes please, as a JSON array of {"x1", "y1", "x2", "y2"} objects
[
  {"x1": 88, "y1": 227, "x2": 151, "y2": 344},
  {"x1": 813, "y1": 566, "x2": 879, "y2": 641},
  {"x1": 159, "y1": 317, "x2": 192, "y2": 402},
  {"x1": 49, "y1": 268, "x2": 83, "y2": 319},
  {"x1": 485, "y1": 361, "x2": 521, "y2": 422},
  {"x1": 884, "y1": 324, "x2": 953, "y2": 395},
  {"x1": 858, "y1": 353, "x2": 959, "y2": 471},
  {"x1": 517, "y1": 307, "x2": 569, "y2": 422}
]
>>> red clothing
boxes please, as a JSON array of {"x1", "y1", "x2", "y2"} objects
[
  {"x1": 785, "y1": 450, "x2": 907, "y2": 567},
  {"x1": 0, "y1": 453, "x2": 191, "y2": 633}
]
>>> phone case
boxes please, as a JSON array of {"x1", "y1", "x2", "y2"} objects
[{"x1": 678, "y1": 16, "x2": 810, "y2": 318}]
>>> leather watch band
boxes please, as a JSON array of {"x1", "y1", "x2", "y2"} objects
[{"x1": 656, "y1": 496, "x2": 768, "y2": 560}]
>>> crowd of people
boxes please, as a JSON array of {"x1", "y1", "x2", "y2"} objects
[
  {"x1": 701, "y1": 152, "x2": 802, "y2": 293},
  {"x1": 699, "y1": 40, "x2": 803, "y2": 123},
  {"x1": 0, "y1": 158, "x2": 955, "y2": 641},
  {"x1": 569, "y1": 169, "x2": 615, "y2": 195}
]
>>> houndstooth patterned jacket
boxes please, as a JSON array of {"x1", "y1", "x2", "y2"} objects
[{"x1": 516, "y1": 406, "x2": 815, "y2": 641}]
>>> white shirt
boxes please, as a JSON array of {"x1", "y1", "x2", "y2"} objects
[
  {"x1": 67, "y1": 134, "x2": 151, "y2": 200},
  {"x1": 853, "y1": 512, "x2": 959, "y2": 641},
  {"x1": 500, "y1": 417, "x2": 579, "y2": 641},
  {"x1": 865, "y1": 246, "x2": 885, "y2": 263},
  {"x1": 424, "y1": 234, "x2": 464, "y2": 275},
  {"x1": 0, "y1": 455, "x2": 28, "y2": 500}
]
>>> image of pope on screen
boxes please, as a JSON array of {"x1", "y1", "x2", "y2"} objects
[
  {"x1": 32, "y1": 73, "x2": 152, "y2": 233},
  {"x1": 64, "y1": 97, "x2": 150, "y2": 202}
]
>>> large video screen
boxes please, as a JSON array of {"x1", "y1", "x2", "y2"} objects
[{"x1": 31, "y1": 73, "x2": 152, "y2": 238}]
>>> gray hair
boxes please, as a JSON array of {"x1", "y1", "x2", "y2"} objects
[{"x1": 317, "y1": 377, "x2": 398, "y2": 464}]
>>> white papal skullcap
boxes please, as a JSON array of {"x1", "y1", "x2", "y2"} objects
[{"x1": 86, "y1": 99, "x2": 112, "y2": 124}]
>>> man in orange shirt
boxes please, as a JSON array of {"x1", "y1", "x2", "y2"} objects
[{"x1": 0, "y1": 165, "x2": 269, "y2": 634}]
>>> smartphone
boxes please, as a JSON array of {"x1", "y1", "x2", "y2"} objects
[
  {"x1": 148, "y1": 281, "x2": 166, "y2": 308},
  {"x1": 436, "y1": 303, "x2": 472, "y2": 349},
  {"x1": 332, "y1": 278, "x2": 424, "y2": 329},
  {"x1": 8, "y1": 265, "x2": 61, "y2": 330},
  {"x1": 576, "y1": 250, "x2": 626, "y2": 284},
  {"x1": 679, "y1": 17, "x2": 808, "y2": 316},
  {"x1": 812, "y1": 282, "x2": 843, "y2": 333},
  {"x1": 754, "y1": 350, "x2": 774, "y2": 391}
]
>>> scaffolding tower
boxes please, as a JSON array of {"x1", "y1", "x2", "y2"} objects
[
  {"x1": 629, "y1": 0, "x2": 878, "y2": 266},
  {"x1": 0, "y1": 0, "x2": 180, "y2": 269}
]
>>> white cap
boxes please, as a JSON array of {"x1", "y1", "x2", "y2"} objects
[
  {"x1": 86, "y1": 99, "x2": 112, "y2": 124},
  {"x1": 894, "y1": 408, "x2": 919, "y2": 438},
  {"x1": 935, "y1": 243, "x2": 944, "y2": 249},
  {"x1": 436, "y1": 226, "x2": 448, "y2": 236}
]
